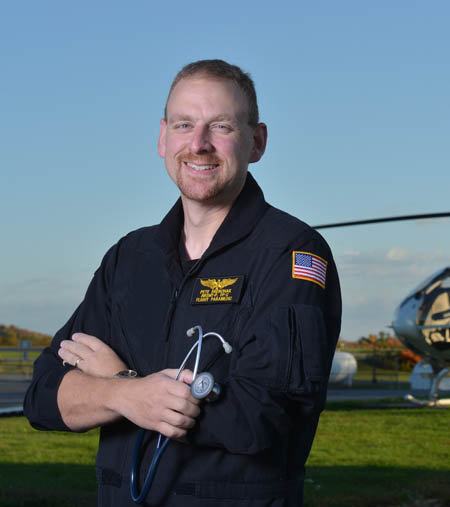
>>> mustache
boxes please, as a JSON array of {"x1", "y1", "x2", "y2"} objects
[{"x1": 178, "y1": 153, "x2": 221, "y2": 165}]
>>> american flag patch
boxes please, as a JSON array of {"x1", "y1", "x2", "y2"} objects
[{"x1": 292, "y1": 251, "x2": 327, "y2": 288}]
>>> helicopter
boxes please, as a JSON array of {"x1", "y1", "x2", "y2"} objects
[
  {"x1": 392, "y1": 267, "x2": 450, "y2": 407},
  {"x1": 314, "y1": 212, "x2": 450, "y2": 407}
]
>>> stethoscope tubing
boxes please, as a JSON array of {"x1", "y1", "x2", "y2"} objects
[
  {"x1": 130, "y1": 326, "x2": 231, "y2": 504},
  {"x1": 130, "y1": 429, "x2": 170, "y2": 503}
]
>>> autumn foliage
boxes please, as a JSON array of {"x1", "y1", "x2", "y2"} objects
[
  {"x1": 398, "y1": 349, "x2": 422, "y2": 370},
  {"x1": 0, "y1": 324, "x2": 52, "y2": 347}
]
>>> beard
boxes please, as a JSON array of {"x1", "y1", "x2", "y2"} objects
[{"x1": 171, "y1": 153, "x2": 229, "y2": 203}]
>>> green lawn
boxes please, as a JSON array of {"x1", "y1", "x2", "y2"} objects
[
  {"x1": 305, "y1": 402, "x2": 450, "y2": 506},
  {"x1": 1, "y1": 404, "x2": 449, "y2": 506},
  {"x1": 0, "y1": 351, "x2": 40, "y2": 360},
  {"x1": 0, "y1": 418, "x2": 98, "y2": 506},
  {"x1": 0, "y1": 350, "x2": 39, "y2": 375},
  {"x1": 352, "y1": 361, "x2": 411, "y2": 384}
]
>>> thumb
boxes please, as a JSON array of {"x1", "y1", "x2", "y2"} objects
[{"x1": 178, "y1": 369, "x2": 194, "y2": 385}]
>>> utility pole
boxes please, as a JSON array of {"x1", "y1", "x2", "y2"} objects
[{"x1": 370, "y1": 334, "x2": 377, "y2": 384}]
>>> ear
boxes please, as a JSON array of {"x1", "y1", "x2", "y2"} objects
[
  {"x1": 249, "y1": 123, "x2": 268, "y2": 164},
  {"x1": 158, "y1": 118, "x2": 167, "y2": 158}
]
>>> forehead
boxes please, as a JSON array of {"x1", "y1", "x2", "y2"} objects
[{"x1": 166, "y1": 77, "x2": 248, "y2": 121}]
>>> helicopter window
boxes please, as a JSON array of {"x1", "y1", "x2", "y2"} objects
[
  {"x1": 440, "y1": 276, "x2": 450, "y2": 289},
  {"x1": 418, "y1": 290, "x2": 450, "y2": 326}
]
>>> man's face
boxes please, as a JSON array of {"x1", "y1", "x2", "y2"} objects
[{"x1": 158, "y1": 76, "x2": 266, "y2": 206}]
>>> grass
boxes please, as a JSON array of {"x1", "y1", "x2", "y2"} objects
[
  {"x1": 353, "y1": 362, "x2": 411, "y2": 384},
  {"x1": 305, "y1": 404, "x2": 450, "y2": 506},
  {"x1": 0, "y1": 417, "x2": 98, "y2": 506},
  {"x1": 0, "y1": 350, "x2": 40, "y2": 375},
  {"x1": 1, "y1": 404, "x2": 450, "y2": 506}
]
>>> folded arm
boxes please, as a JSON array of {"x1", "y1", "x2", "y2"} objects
[{"x1": 56, "y1": 364, "x2": 199, "y2": 435}]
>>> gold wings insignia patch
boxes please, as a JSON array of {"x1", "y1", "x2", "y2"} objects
[
  {"x1": 193, "y1": 275, "x2": 244, "y2": 305},
  {"x1": 200, "y1": 278, "x2": 238, "y2": 289},
  {"x1": 200, "y1": 279, "x2": 219, "y2": 290},
  {"x1": 218, "y1": 278, "x2": 238, "y2": 289}
]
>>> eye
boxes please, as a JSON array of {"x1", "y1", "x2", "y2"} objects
[
  {"x1": 174, "y1": 122, "x2": 192, "y2": 130},
  {"x1": 212, "y1": 123, "x2": 232, "y2": 132}
]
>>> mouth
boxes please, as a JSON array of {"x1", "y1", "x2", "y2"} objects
[{"x1": 184, "y1": 161, "x2": 220, "y2": 172}]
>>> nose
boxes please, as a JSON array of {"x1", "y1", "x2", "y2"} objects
[{"x1": 190, "y1": 125, "x2": 213, "y2": 153}]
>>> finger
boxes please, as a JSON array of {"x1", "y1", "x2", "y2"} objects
[
  {"x1": 72, "y1": 333, "x2": 104, "y2": 351},
  {"x1": 165, "y1": 378, "x2": 196, "y2": 401},
  {"x1": 157, "y1": 421, "x2": 187, "y2": 440},
  {"x1": 155, "y1": 371, "x2": 192, "y2": 396},
  {"x1": 60, "y1": 340, "x2": 93, "y2": 359},
  {"x1": 161, "y1": 408, "x2": 197, "y2": 430},
  {"x1": 162, "y1": 388, "x2": 201, "y2": 416},
  {"x1": 58, "y1": 348, "x2": 83, "y2": 368},
  {"x1": 170, "y1": 397, "x2": 201, "y2": 418},
  {"x1": 160, "y1": 368, "x2": 180, "y2": 380},
  {"x1": 178, "y1": 369, "x2": 194, "y2": 384}
]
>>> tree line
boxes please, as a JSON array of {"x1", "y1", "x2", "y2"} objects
[{"x1": 0, "y1": 324, "x2": 52, "y2": 347}]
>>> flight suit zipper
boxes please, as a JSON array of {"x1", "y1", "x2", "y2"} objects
[{"x1": 162, "y1": 257, "x2": 203, "y2": 378}]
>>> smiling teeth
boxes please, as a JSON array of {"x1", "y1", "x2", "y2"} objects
[{"x1": 186, "y1": 162, "x2": 217, "y2": 171}]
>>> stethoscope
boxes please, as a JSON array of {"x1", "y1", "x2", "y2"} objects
[{"x1": 130, "y1": 325, "x2": 232, "y2": 504}]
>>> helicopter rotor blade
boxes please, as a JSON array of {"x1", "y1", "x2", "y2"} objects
[{"x1": 313, "y1": 212, "x2": 450, "y2": 230}]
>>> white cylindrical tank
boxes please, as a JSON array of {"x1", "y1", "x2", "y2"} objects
[{"x1": 329, "y1": 352, "x2": 358, "y2": 386}]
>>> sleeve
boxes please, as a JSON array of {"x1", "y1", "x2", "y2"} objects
[
  {"x1": 23, "y1": 242, "x2": 120, "y2": 431},
  {"x1": 189, "y1": 234, "x2": 342, "y2": 454}
]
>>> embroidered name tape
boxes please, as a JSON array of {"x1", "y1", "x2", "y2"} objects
[
  {"x1": 191, "y1": 275, "x2": 244, "y2": 304},
  {"x1": 292, "y1": 251, "x2": 327, "y2": 289}
]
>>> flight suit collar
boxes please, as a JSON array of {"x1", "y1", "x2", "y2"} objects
[
  {"x1": 155, "y1": 172, "x2": 269, "y2": 262},
  {"x1": 203, "y1": 172, "x2": 269, "y2": 257}
]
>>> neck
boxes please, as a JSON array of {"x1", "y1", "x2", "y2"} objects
[{"x1": 181, "y1": 198, "x2": 233, "y2": 260}]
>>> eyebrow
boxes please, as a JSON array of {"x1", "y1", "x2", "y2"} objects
[{"x1": 168, "y1": 114, "x2": 240, "y2": 125}]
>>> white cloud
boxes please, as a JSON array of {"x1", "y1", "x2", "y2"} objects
[
  {"x1": 337, "y1": 247, "x2": 450, "y2": 279},
  {"x1": 342, "y1": 249, "x2": 360, "y2": 256},
  {"x1": 385, "y1": 246, "x2": 409, "y2": 261}
]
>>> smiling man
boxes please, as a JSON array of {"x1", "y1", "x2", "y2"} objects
[
  {"x1": 159, "y1": 66, "x2": 267, "y2": 259},
  {"x1": 25, "y1": 60, "x2": 341, "y2": 507}
]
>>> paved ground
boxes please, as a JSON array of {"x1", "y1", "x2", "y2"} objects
[
  {"x1": 0, "y1": 376, "x2": 30, "y2": 413},
  {"x1": 326, "y1": 387, "x2": 416, "y2": 402}
]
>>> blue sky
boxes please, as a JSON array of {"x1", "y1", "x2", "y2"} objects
[{"x1": 1, "y1": 1, "x2": 449, "y2": 340}]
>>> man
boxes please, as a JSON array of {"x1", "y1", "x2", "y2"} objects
[{"x1": 24, "y1": 59, "x2": 341, "y2": 506}]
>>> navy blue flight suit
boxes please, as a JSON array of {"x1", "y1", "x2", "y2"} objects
[{"x1": 24, "y1": 172, "x2": 341, "y2": 506}]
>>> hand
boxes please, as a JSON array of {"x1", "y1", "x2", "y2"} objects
[
  {"x1": 58, "y1": 333, "x2": 128, "y2": 377},
  {"x1": 114, "y1": 368, "x2": 201, "y2": 439}
]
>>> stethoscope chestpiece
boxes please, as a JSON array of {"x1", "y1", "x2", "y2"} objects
[{"x1": 190, "y1": 371, "x2": 221, "y2": 402}]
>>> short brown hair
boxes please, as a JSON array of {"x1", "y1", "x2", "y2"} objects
[{"x1": 165, "y1": 59, "x2": 259, "y2": 127}]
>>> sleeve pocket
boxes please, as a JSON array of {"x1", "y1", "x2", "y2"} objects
[
  {"x1": 290, "y1": 304, "x2": 329, "y2": 394},
  {"x1": 269, "y1": 304, "x2": 329, "y2": 395}
]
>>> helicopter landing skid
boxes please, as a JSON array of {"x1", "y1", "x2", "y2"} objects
[{"x1": 405, "y1": 367, "x2": 450, "y2": 408}]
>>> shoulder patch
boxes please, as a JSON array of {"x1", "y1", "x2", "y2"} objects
[{"x1": 292, "y1": 251, "x2": 327, "y2": 289}]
